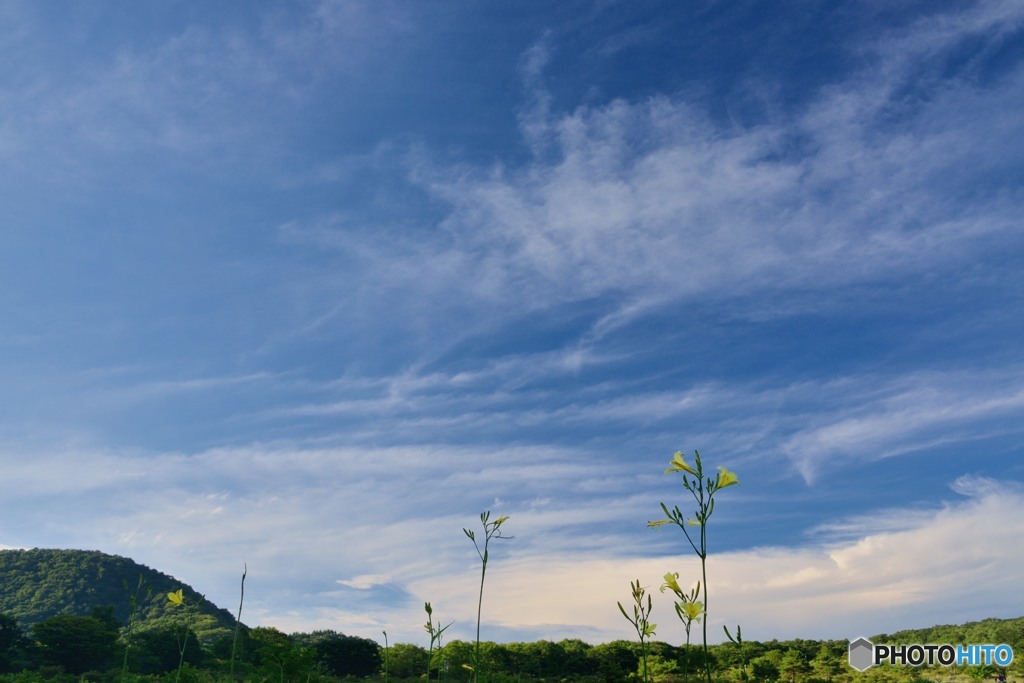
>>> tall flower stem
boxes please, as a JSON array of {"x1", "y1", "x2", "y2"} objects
[
  {"x1": 618, "y1": 580, "x2": 656, "y2": 683},
  {"x1": 660, "y1": 572, "x2": 701, "y2": 683},
  {"x1": 650, "y1": 451, "x2": 740, "y2": 683},
  {"x1": 463, "y1": 511, "x2": 511, "y2": 683},
  {"x1": 700, "y1": 506, "x2": 711, "y2": 683},
  {"x1": 121, "y1": 574, "x2": 150, "y2": 675},
  {"x1": 425, "y1": 602, "x2": 453, "y2": 683},
  {"x1": 166, "y1": 589, "x2": 203, "y2": 683},
  {"x1": 230, "y1": 563, "x2": 246, "y2": 679}
]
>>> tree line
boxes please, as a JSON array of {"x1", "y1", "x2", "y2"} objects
[
  {"x1": 0, "y1": 606, "x2": 1020, "y2": 683},
  {"x1": 0, "y1": 607, "x2": 379, "y2": 679}
]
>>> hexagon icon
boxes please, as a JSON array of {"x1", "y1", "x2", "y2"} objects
[{"x1": 848, "y1": 637, "x2": 875, "y2": 671}]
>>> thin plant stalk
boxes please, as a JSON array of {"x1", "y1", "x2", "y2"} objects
[
  {"x1": 699, "y1": 483, "x2": 710, "y2": 683},
  {"x1": 425, "y1": 602, "x2": 453, "y2": 683},
  {"x1": 661, "y1": 573, "x2": 701, "y2": 683},
  {"x1": 617, "y1": 579, "x2": 655, "y2": 683},
  {"x1": 463, "y1": 510, "x2": 511, "y2": 683},
  {"x1": 649, "y1": 451, "x2": 739, "y2": 683},
  {"x1": 121, "y1": 574, "x2": 151, "y2": 675},
  {"x1": 231, "y1": 563, "x2": 247, "y2": 678},
  {"x1": 724, "y1": 624, "x2": 745, "y2": 679},
  {"x1": 383, "y1": 630, "x2": 390, "y2": 683},
  {"x1": 167, "y1": 588, "x2": 202, "y2": 683},
  {"x1": 436, "y1": 626, "x2": 448, "y2": 683}
]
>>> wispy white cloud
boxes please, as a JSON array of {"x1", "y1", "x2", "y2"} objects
[
  {"x1": 255, "y1": 0, "x2": 1024, "y2": 385},
  {"x1": 241, "y1": 357, "x2": 1024, "y2": 488},
  {"x1": 107, "y1": 372, "x2": 279, "y2": 402},
  {"x1": 950, "y1": 474, "x2": 1022, "y2": 498},
  {"x1": 346, "y1": 2, "x2": 1015, "y2": 326},
  {"x1": 337, "y1": 574, "x2": 394, "y2": 590},
  {"x1": 0, "y1": 2, "x2": 418, "y2": 187},
  {"x1": 782, "y1": 369, "x2": 1024, "y2": 483},
  {"x1": 236, "y1": 0, "x2": 1024, "y2": 387}
]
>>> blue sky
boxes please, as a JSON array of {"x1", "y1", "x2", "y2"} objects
[{"x1": 1, "y1": 0, "x2": 1023, "y2": 647}]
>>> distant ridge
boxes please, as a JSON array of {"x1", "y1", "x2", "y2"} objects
[
  {"x1": 0, "y1": 548, "x2": 239, "y2": 643},
  {"x1": 872, "y1": 615, "x2": 1024, "y2": 648}
]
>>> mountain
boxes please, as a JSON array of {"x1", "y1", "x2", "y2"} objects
[{"x1": 0, "y1": 548, "x2": 239, "y2": 643}]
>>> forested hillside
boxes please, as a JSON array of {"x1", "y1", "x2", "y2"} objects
[
  {"x1": 873, "y1": 616, "x2": 1024, "y2": 653},
  {"x1": 0, "y1": 548, "x2": 237, "y2": 643}
]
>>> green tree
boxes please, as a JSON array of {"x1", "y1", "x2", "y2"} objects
[
  {"x1": 513, "y1": 640, "x2": 566, "y2": 679},
  {"x1": 560, "y1": 638, "x2": 598, "y2": 678},
  {"x1": 810, "y1": 643, "x2": 844, "y2": 682},
  {"x1": 314, "y1": 631, "x2": 381, "y2": 678},
  {"x1": 967, "y1": 664, "x2": 998, "y2": 680},
  {"x1": 386, "y1": 642, "x2": 429, "y2": 678},
  {"x1": 749, "y1": 655, "x2": 780, "y2": 683},
  {"x1": 251, "y1": 626, "x2": 315, "y2": 683},
  {"x1": 132, "y1": 626, "x2": 203, "y2": 674},
  {"x1": 0, "y1": 613, "x2": 30, "y2": 673},
  {"x1": 645, "y1": 653, "x2": 680, "y2": 682},
  {"x1": 478, "y1": 641, "x2": 515, "y2": 678},
  {"x1": 90, "y1": 604, "x2": 121, "y2": 632},
  {"x1": 443, "y1": 639, "x2": 476, "y2": 681},
  {"x1": 589, "y1": 640, "x2": 640, "y2": 683},
  {"x1": 209, "y1": 627, "x2": 256, "y2": 673},
  {"x1": 32, "y1": 614, "x2": 118, "y2": 674},
  {"x1": 779, "y1": 649, "x2": 810, "y2": 683}
]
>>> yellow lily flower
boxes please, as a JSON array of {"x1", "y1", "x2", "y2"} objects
[
  {"x1": 665, "y1": 451, "x2": 699, "y2": 476},
  {"x1": 661, "y1": 572, "x2": 682, "y2": 595},
  {"x1": 166, "y1": 589, "x2": 185, "y2": 607},
  {"x1": 716, "y1": 466, "x2": 740, "y2": 489},
  {"x1": 647, "y1": 519, "x2": 672, "y2": 529},
  {"x1": 686, "y1": 518, "x2": 702, "y2": 526},
  {"x1": 681, "y1": 600, "x2": 703, "y2": 622}
]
